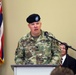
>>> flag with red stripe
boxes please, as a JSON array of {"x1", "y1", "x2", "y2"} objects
[{"x1": 0, "y1": 0, "x2": 4, "y2": 65}]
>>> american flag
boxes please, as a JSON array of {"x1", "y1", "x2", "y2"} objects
[{"x1": 0, "y1": 0, "x2": 4, "y2": 65}]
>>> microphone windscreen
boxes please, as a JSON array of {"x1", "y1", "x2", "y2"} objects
[{"x1": 44, "y1": 31, "x2": 48, "y2": 36}]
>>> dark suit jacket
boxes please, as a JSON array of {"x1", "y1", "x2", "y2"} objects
[{"x1": 61, "y1": 54, "x2": 76, "y2": 74}]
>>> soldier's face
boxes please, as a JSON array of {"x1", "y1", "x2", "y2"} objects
[
  {"x1": 60, "y1": 45, "x2": 67, "y2": 56},
  {"x1": 28, "y1": 21, "x2": 42, "y2": 36}
]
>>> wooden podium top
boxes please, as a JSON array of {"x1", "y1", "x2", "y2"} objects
[
  {"x1": 11, "y1": 65, "x2": 58, "y2": 75},
  {"x1": 11, "y1": 64, "x2": 58, "y2": 70}
]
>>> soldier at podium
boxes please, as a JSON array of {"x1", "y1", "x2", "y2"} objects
[{"x1": 14, "y1": 13, "x2": 61, "y2": 65}]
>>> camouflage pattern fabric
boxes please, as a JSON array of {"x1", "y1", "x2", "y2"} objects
[{"x1": 15, "y1": 30, "x2": 61, "y2": 65}]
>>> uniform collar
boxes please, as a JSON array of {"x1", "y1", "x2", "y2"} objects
[{"x1": 26, "y1": 30, "x2": 47, "y2": 41}]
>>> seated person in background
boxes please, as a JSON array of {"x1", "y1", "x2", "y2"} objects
[
  {"x1": 14, "y1": 13, "x2": 61, "y2": 65},
  {"x1": 50, "y1": 66, "x2": 74, "y2": 75},
  {"x1": 59, "y1": 43, "x2": 76, "y2": 74}
]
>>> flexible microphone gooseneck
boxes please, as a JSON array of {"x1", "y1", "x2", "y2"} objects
[{"x1": 44, "y1": 31, "x2": 76, "y2": 51}]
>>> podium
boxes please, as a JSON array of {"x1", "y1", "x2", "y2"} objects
[{"x1": 11, "y1": 65, "x2": 57, "y2": 75}]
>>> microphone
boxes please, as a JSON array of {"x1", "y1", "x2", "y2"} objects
[
  {"x1": 44, "y1": 31, "x2": 49, "y2": 37},
  {"x1": 44, "y1": 31, "x2": 54, "y2": 39}
]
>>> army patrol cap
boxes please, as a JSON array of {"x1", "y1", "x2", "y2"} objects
[{"x1": 26, "y1": 14, "x2": 41, "y2": 23}]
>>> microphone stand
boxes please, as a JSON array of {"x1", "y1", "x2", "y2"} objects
[{"x1": 48, "y1": 36, "x2": 76, "y2": 51}]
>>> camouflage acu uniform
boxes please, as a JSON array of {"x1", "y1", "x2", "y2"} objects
[{"x1": 15, "y1": 30, "x2": 61, "y2": 65}]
